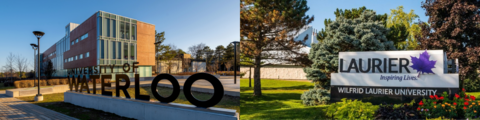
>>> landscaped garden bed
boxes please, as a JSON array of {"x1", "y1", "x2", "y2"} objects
[{"x1": 240, "y1": 78, "x2": 480, "y2": 119}]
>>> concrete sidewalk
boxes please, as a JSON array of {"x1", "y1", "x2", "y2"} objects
[{"x1": 0, "y1": 91, "x2": 78, "y2": 120}]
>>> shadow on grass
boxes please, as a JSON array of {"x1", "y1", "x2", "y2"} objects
[
  {"x1": 249, "y1": 106, "x2": 330, "y2": 120},
  {"x1": 240, "y1": 85, "x2": 313, "y2": 92},
  {"x1": 240, "y1": 92, "x2": 303, "y2": 102}
]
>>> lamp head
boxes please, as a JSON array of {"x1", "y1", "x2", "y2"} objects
[
  {"x1": 232, "y1": 41, "x2": 240, "y2": 44},
  {"x1": 33, "y1": 31, "x2": 45, "y2": 39},
  {"x1": 30, "y1": 43, "x2": 38, "y2": 48}
]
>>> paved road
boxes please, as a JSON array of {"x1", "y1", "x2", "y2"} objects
[{"x1": 0, "y1": 91, "x2": 78, "y2": 120}]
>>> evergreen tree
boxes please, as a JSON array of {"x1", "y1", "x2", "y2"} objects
[
  {"x1": 241, "y1": 0, "x2": 314, "y2": 96},
  {"x1": 302, "y1": 10, "x2": 395, "y2": 105},
  {"x1": 417, "y1": 0, "x2": 480, "y2": 91}
]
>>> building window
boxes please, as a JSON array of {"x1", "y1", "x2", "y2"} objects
[
  {"x1": 126, "y1": 23, "x2": 130, "y2": 40},
  {"x1": 65, "y1": 59, "x2": 67, "y2": 63},
  {"x1": 132, "y1": 24, "x2": 136, "y2": 40},
  {"x1": 113, "y1": 20, "x2": 116, "y2": 38},
  {"x1": 99, "y1": 17, "x2": 102, "y2": 36},
  {"x1": 76, "y1": 39, "x2": 78, "y2": 43},
  {"x1": 130, "y1": 43, "x2": 135, "y2": 60},
  {"x1": 71, "y1": 41, "x2": 74, "y2": 45},
  {"x1": 107, "y1": 18, "x2": 110, "y2": 37},
  {"x1": 101, "y1": 40, "x2": 105, "y2": 59},
  {"x1": 75, "y1": 55, "x2": 78, "y2": 60},
  {"x1": 118, "y1": 42, "x2": 121, "y2": 59},
  {"x1": 124, "y1": 43, "x2": 128, "y2": 59},
  {"x1": 112, "y1": 41, "x2": 116, "y2": 59},
  {"x1": 80, "y1": 54, "x2": 83, "y2": 59},
  {"x1": 80, "y1": 33, "x2": 88, "y2": 40},
  {"x1": 120, "y1": 21, "x2": 125, "y2": 39},
  {"x1": 86, "y1": 52, "x2": 89, "y2": 58}
]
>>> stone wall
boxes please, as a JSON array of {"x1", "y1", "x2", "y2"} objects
[{"x1": 240, "y1": 65, "x2": 307, "y2": 80}]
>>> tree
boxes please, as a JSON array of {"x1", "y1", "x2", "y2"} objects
[
  {"x1": 154, "y1": 31, "x2": 166, "y2": 74},
  {"x1": 417, "y1": 0, "x2": 480, "y2": 91},
  {"x1": 224, "y1": 60, "x2": 233, "y2": 72},
  {"x1": 241, "y1": 0, "x2": 314, "y2": 96},
  {"x1": 4, "y1": 53, "x2": 16, "y2": 79},
  {"x1": 203, "y1": 46, "x2": 215, "y2": 72},
  {"x1": 188, "y1": 43, "x2": 206, "y2": 60},
  {"x1": 158, "y1": 44, "x2": 181, "y2": 74},
  {"x1": 15, "y1": 55, "x2": 28, "y2": 79},
  {"x1": 42, "y1": 59, "x2": 56, "y2": 79},
  {"x1": 303, "y1": 11, "x2": 395, "y2": 105},
  {"x1": 386, "y1": 6, "x2": 421, "y2": 50},
  {"x1": 214, "y1": 45, "x2": 226, "y2": 71},
  {"x1": 317, "y1": 6, "x2": 388, "y2": 42}
]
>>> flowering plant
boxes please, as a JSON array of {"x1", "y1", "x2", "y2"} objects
[{"x1": 418, "y1": 88, "x2": 479, "y2": 119}]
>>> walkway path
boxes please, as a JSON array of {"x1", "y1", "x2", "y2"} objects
[{"x1": 0, "y1": 91, "x2": 78, "y2": 120}]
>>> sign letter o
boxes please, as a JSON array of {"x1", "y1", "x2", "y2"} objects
[
  {"x1": 183, "y1": 73, "x2": 224, "y2": 108},
  {"x1": 151, "y1": 74, "x2": 181, "y2": 103}
]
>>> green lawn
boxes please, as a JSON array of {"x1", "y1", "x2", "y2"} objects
[
  {"x1": 240, "y1": 79, "x2": 330, "y2": 119},
  {"x1": 0, "y1": 84, "x2": 15, "y2": 90}
]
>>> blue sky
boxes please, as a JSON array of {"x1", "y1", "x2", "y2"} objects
[
  {"x1": 0, "y1": 0, "x2": 239, "y2": 71},
  {"x1": 307, "y1": 0, "x2": 428, "y2": 33},
  {"x1": 0, "y1": 0, "x2": 429, "y2": 72}
]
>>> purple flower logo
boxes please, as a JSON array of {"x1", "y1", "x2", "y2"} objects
[{"x1": 410, "y1": 49, "x2": 436, "y2": 77}]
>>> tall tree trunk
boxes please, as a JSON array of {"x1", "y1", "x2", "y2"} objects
[
  {"x1": 249, "y1": 66, "x2": 252, "y2": 87},
  {"x1": 253, "y1": 55, "x2": 262, "y2": 96}
]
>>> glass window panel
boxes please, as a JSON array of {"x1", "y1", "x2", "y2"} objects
[
  {"x1": 112, "y1": 41, "x2": 116, "y2": 59},
  {"x1": 126, "y1": 23, "x2": 130, "y2": 40},
  {"x1": 118, "y1": 42, "x2": 121, "y2": 59},
  {"x1": 71, "y1": 41, "x2": 74, "y2": 45},
  {"x1": 86, "y1": 52, "x2": 89, "y2": 57},
  {"x1": 120, "y1": 22, "x2": 125, "y2": 39},
  {"x1": 130, "y1": 43, "x2": 134, "y2": 60},
  {"x1": 132, "y1": 24, "x2": 136, "y2": 40},
  {"x1": 99, "y1": 17, "x2": 102, "y2": 36},
  {"x1": 107, "y1": 18, "x2": 110, "y2": 37},
  {"x1": 101, "y1": 40, "x2": 104, "y2": 59},
  {"x1": 80, "y1": 54, "x2": 83, "y2": 59},
  {"x1": 113, "y1": 20, "x2": 116, "y2": 38},
  {"x1": 124, "y1": 43, "x2": 128, "y2": 60},
  {"x1": 76, "y1": 39, "x2": 78, "y2": 43}
]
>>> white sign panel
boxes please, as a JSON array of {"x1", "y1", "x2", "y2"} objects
[{"x1": 331, "y1": 50, "x2": 459, "y2": 87}]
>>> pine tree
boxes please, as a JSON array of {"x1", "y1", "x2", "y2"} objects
[
  {"x1": 241, "y1": 0, "x2": 314, "y2": 96},
  {"x1": 302, "y1": 10, "x2": 395, "y2": 105}
]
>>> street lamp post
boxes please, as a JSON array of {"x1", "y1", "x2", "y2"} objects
[
  {"x1": 33, "y1": 31, "x2": 44, "y2": 102},
  {"x1": 30, "y1": 43, "x2": 38, "y2": 87},
  {"x1": 231, "y1": 41, "x2": 240, "y2": 84}
]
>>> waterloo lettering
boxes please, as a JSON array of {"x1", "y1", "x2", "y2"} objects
[{"x1": 67, "y1": 62, "x2": 224, "y2": 108}]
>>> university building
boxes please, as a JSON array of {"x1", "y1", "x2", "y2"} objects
[{"x1": 40, "y1": 11, "x2": 155, "y2": 78}]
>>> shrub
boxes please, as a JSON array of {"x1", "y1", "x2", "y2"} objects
[
  {"x1": 59, "y1": 79, "x2": 67, "y2": 84},
  {"x1": 215, "y1": 71, "x2": 240, "y2": 76},
  {"x1": 326, "y1": 98, "x2": 378, "y2": 119},
  {"x1": 39, "y1": 80, "x2": 47, "y2": 86},
  {"x1": 14, "y1": 81, "x2": 21, "y2": 88},
  {"x1": 301, "y1": 84, "x2": 330, "y2": 106},
  {"x1": 374, "y1": 100, "x2": 422, "y2": 119},
  {"x1": 301, "y1": 87, "x2": 330, "y2": 106},
  {"x1": 25, "y1": 80, "x2": 34, "y2": 87}
]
